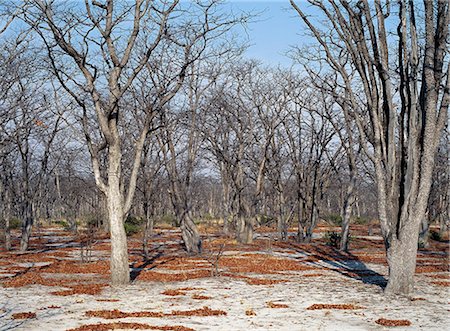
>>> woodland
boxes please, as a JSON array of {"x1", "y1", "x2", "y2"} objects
[{"x1": 0, "y1": 1, "x2": 448, "y2": 330}]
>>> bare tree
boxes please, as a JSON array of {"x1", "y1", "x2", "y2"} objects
[
  {"x1": 291, "y1": 0, "x2": 449, "y2": 295},
  {"x1": 19, "y1": 0, "x2": 245, "y2": 284}
]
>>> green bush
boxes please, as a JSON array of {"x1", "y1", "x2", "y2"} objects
[
  {"x1": 158, "y1": 214, "x2": 177, "y2": 227},
  {"x1": 323, "y1": 214, "x2": 343, "y2": 226},
  {"x1": 418, "y1": 238, "x2": 428, "y2": 249},
  {"x1": 324, "y1": 231, "x2": 341, "y2": 248},
  {"x1": 87, "y1": 217, "x2": 101, "y2": 229},
  {"x1": 54, "y1": 219, "x2": 70, "y2": 231},
  {"x1": 8, "y1": 217, "x2": 22, "y2": 230},
  {"x1": 258, "y1": 214, "x2": 275, "y2": 226},
  {"x1": 430, "y1": 230, "x2": 442, "y2": 242},
  {"x1": 202, "y1": 213, "x2": 215, "y2": 221},
  {"x1": 124, "y1": 215, "x2": 144, "y2": 236},
  {"x1": 354, "y1": 216, "x2": 369, "y2": 225}
]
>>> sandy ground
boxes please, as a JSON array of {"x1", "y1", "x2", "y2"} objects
[{"x1": 0, "y1": 227, "x2": 448, "y2": 331}]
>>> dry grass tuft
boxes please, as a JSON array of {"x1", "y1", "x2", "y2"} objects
[
  {"x1": 192, "y1": 294, "x2": 211, "y2": 300},
  {"x1": 11, "y1": 312, "x2": 36, "y2": 319},
  {"x1": 245, "y1": 309, "x2": 256, "y2": 316},
  {"x1": 67, "y1": 322, "x2": 195, "y2": 331},
  {"x1": 267, "y1": 301, "x2": 289, "y2": 308},
  {"x1": 307, "y1": 304, "x2": 364, "y2": 310},
  {"x1": 85, "y1": 306, "x2": 226, "y2": 319},
  {"x1": 375, "y1": 318, "x2": 411, "y2": 326}
]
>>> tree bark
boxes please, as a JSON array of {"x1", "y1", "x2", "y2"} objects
[
  {"x1": 340, "y1": 175, "x2": 356, "y2": 251},
  {"x1": 19, "y1": 200, "x2": 33, "y2": 251},
  {"x1": 107, "y1": 144, "x2": 130, "y2": 286},
  {"x1": 385, "y1": 229, "x2": 419, "y2": 294},
  {"x1": 180, "y1": 212, "x2": 201, "y2": 254}
]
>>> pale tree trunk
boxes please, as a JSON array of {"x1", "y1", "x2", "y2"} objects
[
  {"x1": 20, "y1": 200, "x2": 33, "y2": 251},
  {"x1": 384, "y1": 219, "x2": 421, "y2": 294},
  {"x1": 303, "y1": 204, "x2": 318, "y2": 243},
  {"x1": 418, "y1": 215, "x2": 430, "y2": 248},
  {"x1": 236, "y1": 190, "x2": 253, "y2": 244},
  {"x1": 107, "y1": 144, "x2": 130, "y2": 285},
  {"x1": 236, "y1": 213, "x2": 253, "y2": 244},
  {"x1": 180, "y1": 211, "x2": 201, "y2": 254},
  {"x1": 1, "y1": 181, "x2": 11, "y2": 251},
  {"x1": 220, "y1": 163, "x2": 232, "y2": 235},
  {"x1": 296, "y1": 197, "x2": 305, "y2": 242},
  {"x1": 4, "y1": 218, "x2": 11, "y2": 251},
  {"x1": 340, "y1": 170, "x2": 356, "y2": 251},
  {"x1": 142, "y1": 201, "x2": 154, "y2": 259}
]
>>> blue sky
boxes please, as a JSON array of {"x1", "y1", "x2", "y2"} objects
[{"x1": 225, "y1": 1, "x2": 308, "y2": 66}]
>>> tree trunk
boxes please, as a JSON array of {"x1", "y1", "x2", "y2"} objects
[
  {"x1": 180, "y1": 212, "x2": 201, "y2": 254},
  {"x1": 418, "y1": 216, "x2": 429, "y2": 248},
  {"x1": 4, "y1": 218, "x2": 11, "y2": 251},
  {"x1": 107, "y1": 146, "x2": 130, "y2": 286},
  {"x1": 385, "y1": 233, "x2": 418, "y2": 295},
  {"x1": 143, "y1": 202, "x2": 154, "y2": 259},
  {"x1": 340, "y1": 176, "x2": 356, "y2": 251},
  {"x1": 237, "y1": 217, "x2": 253, "y2": 244},
  {"x1": 20, "y1": 200, "x2": 33, "y2": 251},
  {"x1": 297, "y1": 199, "x2": 305, "y2": 242}
]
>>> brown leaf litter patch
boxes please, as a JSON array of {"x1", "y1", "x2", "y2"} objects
[
  {"x1": 162, "y1": 289, "x2": 187, "y2": 296},
  {"x1": 86, "y1": 310, "x2": 164, "y2": 319},
  {"x1": 415, "y1": 265, "x2": 449, "y2": 273},
  {"x1": 301, "y1": 273, "x2": 324, "y2": 277},
  {"x1": 267, "y1": 301, "x2": 289, "y2": 308},
  {"x1": 50, "y1": 283, "x2": 106, "y2": 296},
  {"x1": 431, "y1": 281, "x2": 450, "y2": 287},
  {"x1": 223, "y1": 273, "x2": 288, "y2": 285},
  {"x1": 219, "y1": 254, "x2": 316, "y2": 275},
  {"x1": 86, "y1": 306, "x2": 226, "y2": 319},
  {"x1": 2, "y1": 253, "x2": 56, "y2": 264},
  {"x1": 170, "y1": 306, "x2": 226, "y2": 317},
  {"x1": 136, "y1": 270, "x2": 210, "y2": 282},
  {"x1": 245, "y1": 309, "x2": 256, "y2": 316},
  {"x1": 142, "y1": 257, "x2": 208, "y2": 272},
  {"x1": 43, "y1": 260, "x2": 109, "y2": 275},
  {"x1": 375, "y1": 318, "x2": 411, "y2": 326},
  {"x1": 11, "y1": 312, "x2": 36, "y2": 319},
  {"x1": 426, "y1": 273, "x2": 450, "y2": 279},
  {"x1": 192, "y1": 294, "x2": 211, "y2": 300},
  {"x1": 307, "y1": 304, "x2": 364, "y2": 310},
  {"x1": 67, "y1": 322, "x2": 194, "y2": 331},
  {"x1": 161, "y1": 288, "x2": 198, "y2": 296},
  {"x1": 2, "y1": 269, "x2": 108, "y2": 295},
  {"x1": 2, "y1": 271, "x2": 64, "y2": 288}
]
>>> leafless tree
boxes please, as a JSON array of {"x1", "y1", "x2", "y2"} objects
[
  {"x1": 18, "y1": 0, "x2": 245, "y2": 284},
  {"x1": 291, "y1": 0, "x2": 449, "y2": 295}
]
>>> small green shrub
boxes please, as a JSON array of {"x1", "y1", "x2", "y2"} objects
[
  {"x1": 158, "y1": 214, "x2": 177, "y2": 227},
  {"x1": 258, "y1": 214, "x2": 275, "y2": 226},
  {"x1": 418, "y1": 238, "x2": 428, "y2": 249},
  {"x1": 430, "y1": 230, "x2": 442, "y2": 242},
  {"x1": 124, "y1": 215, "x2": 144, "y2": 236},
  {"x1": 354, "y1": 216, "x2": 369, "y2": 225},
  {"x1": 323, "y1": 214, "x2": 342, "y2": 226},
  {"x1": 202, "y1": 213, "x2": 215, "y2": 221},
  {"x1": 324, "y1": 231, "x2": 341, "y2": 248},
  {"x1": 87, "y1": 217, "x2": 101, "y2": 229},
  {"x1": 8, "y1": 217, "x2": 22, "y2": 230},
  {"x1": 54, "y1": 219, "x2": 71, "y2": 231}
]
